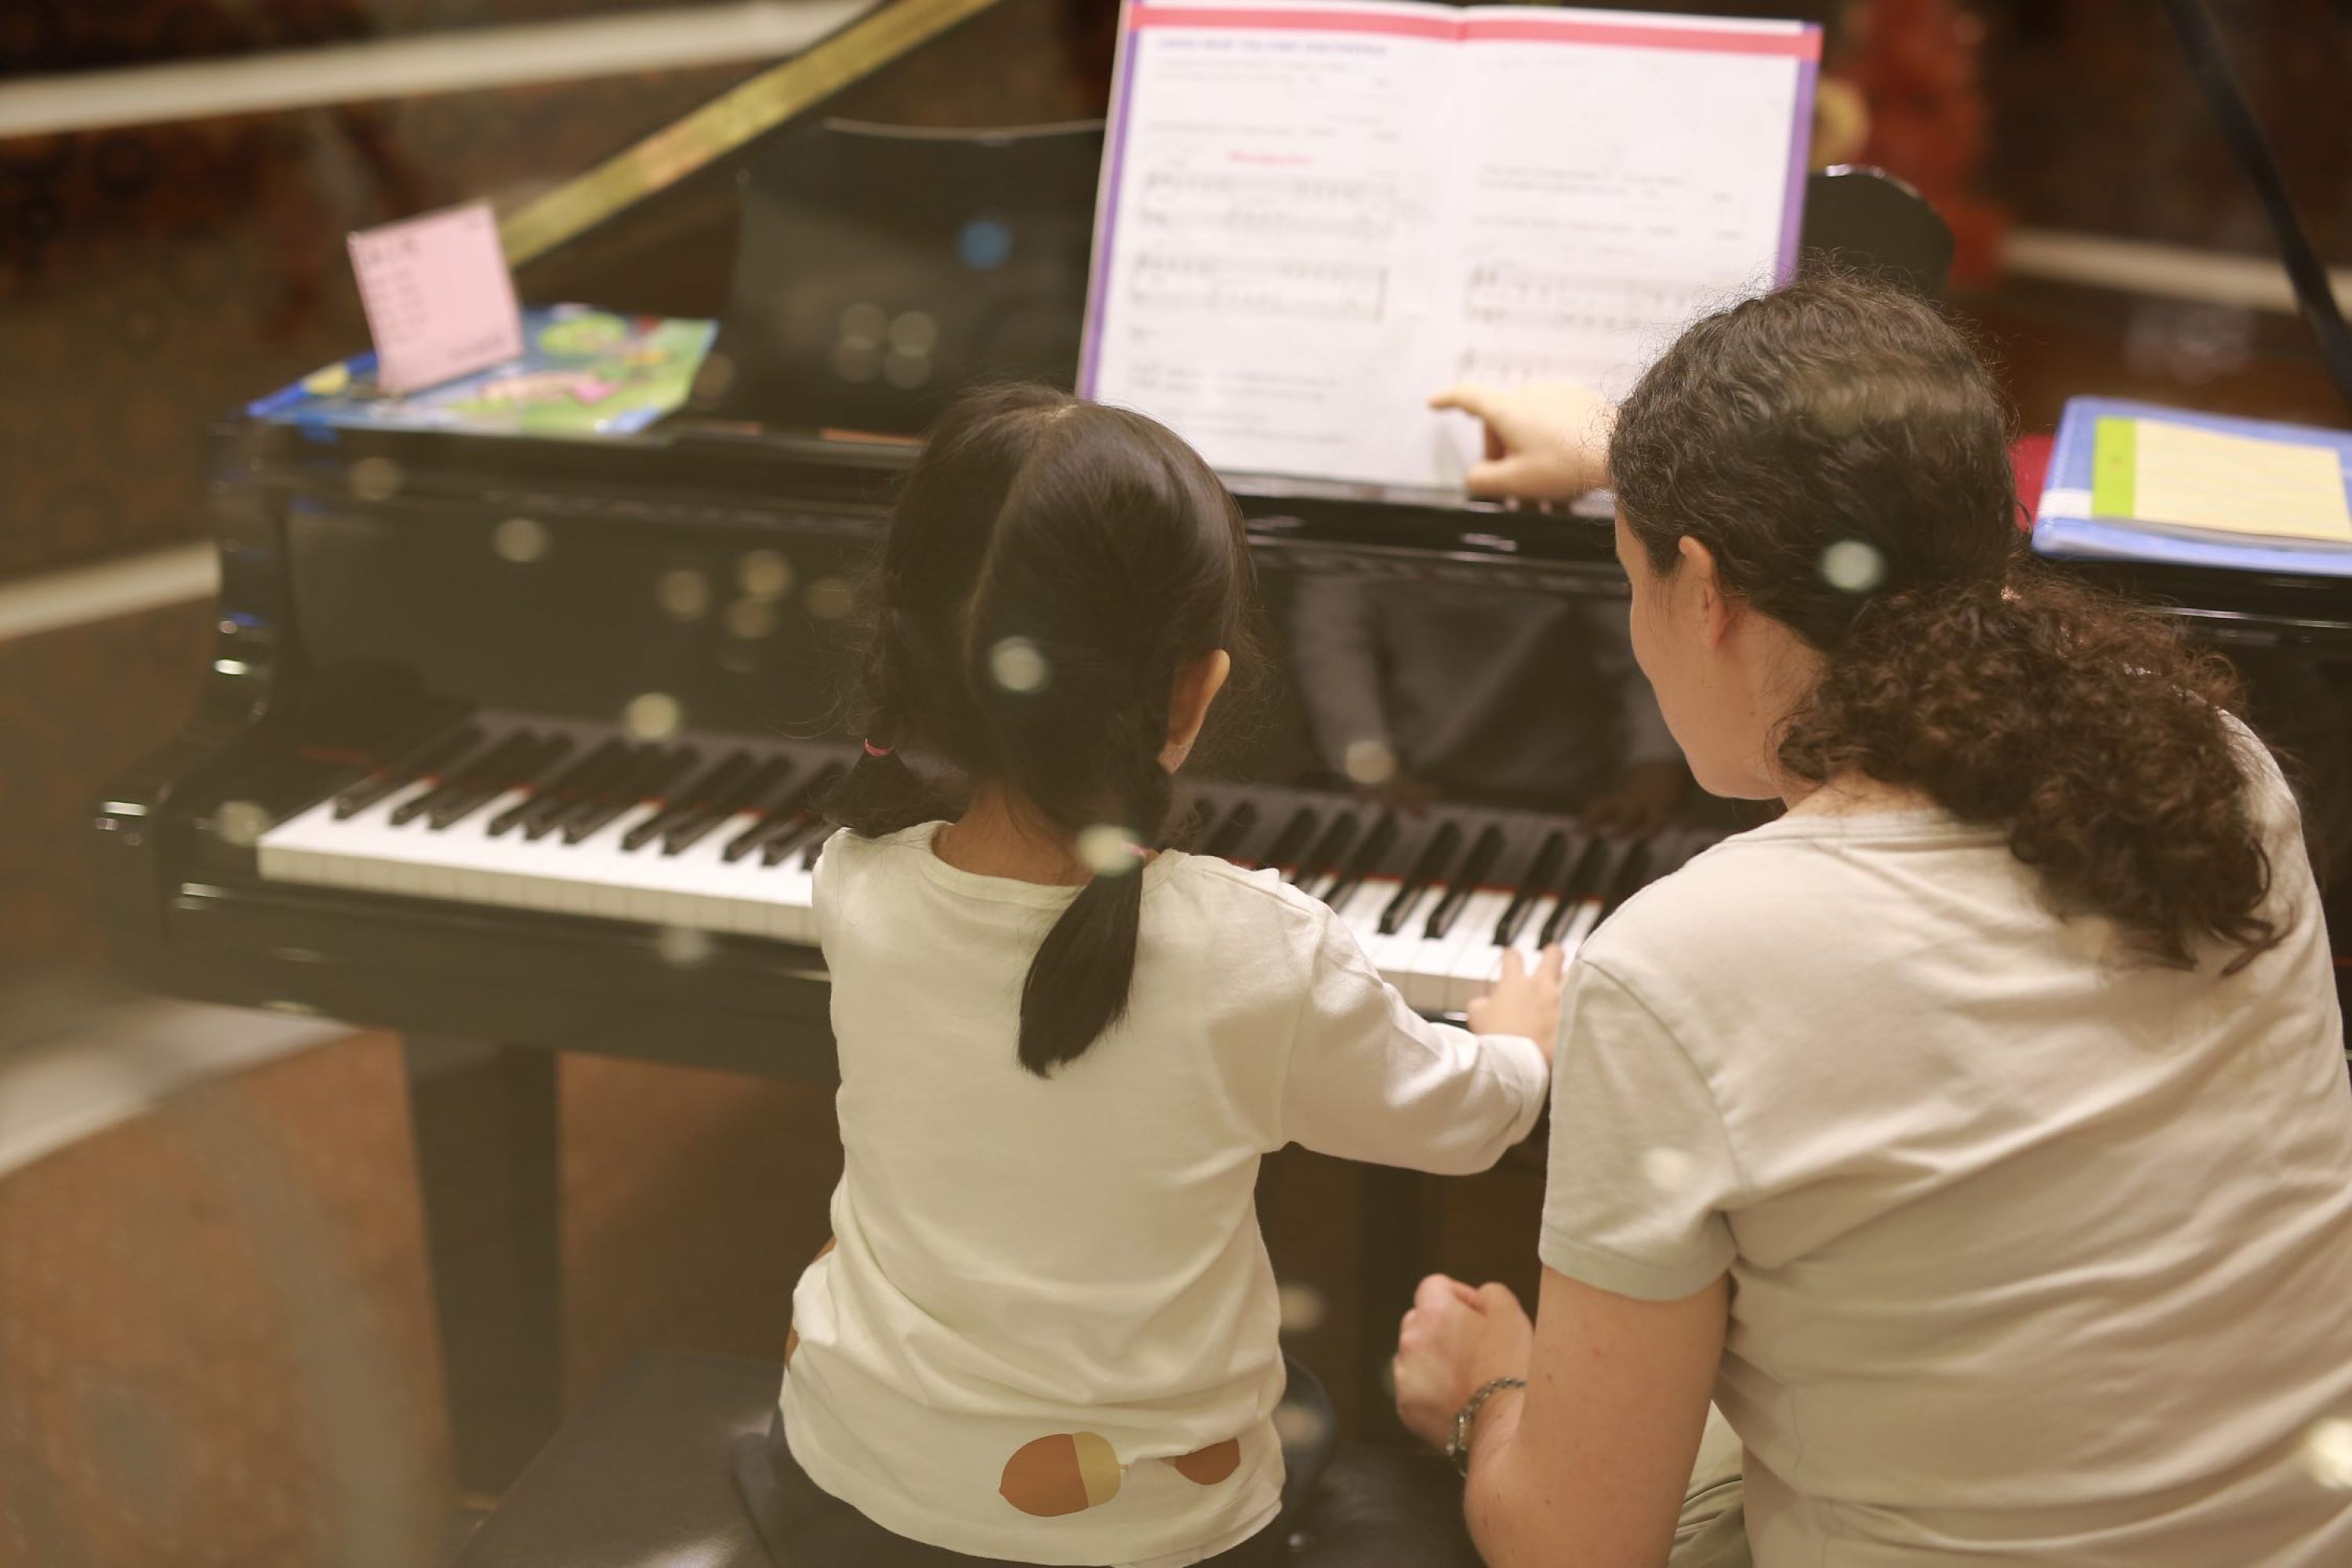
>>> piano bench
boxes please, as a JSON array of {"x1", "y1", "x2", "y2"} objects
[{"x1": 446, "y1": 1351, "x2": 1480, "y2": 1568}]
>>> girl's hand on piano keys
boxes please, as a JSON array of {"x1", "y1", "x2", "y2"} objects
[
  {"x1": 1468, "y1": 946, "x2": 1566, "y2": 1061},
  {"x1": 1429, "y1": 380, "x2": 1615, "y2": 501}
]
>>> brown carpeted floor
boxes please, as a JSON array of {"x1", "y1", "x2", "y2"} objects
[{"x1": 0, "y1": 1026, "x2": 1546, "y2": 1566}]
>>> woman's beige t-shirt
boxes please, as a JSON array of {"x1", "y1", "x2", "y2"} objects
[{"x1": 1541, "y1": 740, "x2": 2352, "y2": 1565}]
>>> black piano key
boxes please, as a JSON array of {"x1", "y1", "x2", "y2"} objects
[
  {"x1": 494, "y1": 738, "x2": 632, "y2": 838},
  {"x1": 1171, "y1": 797, "x2": 1226, "y2": 851},
  {"x1": 664, "y1": 756, "x2": 793, "y2": 855},
  {"x1": 1320, "y1": 811, "x2": 1400, "y2": 911},
  {"x1": 1493, "y1": 829, "x2": 1571, "y2": 946},
  {"x1": 426, "y1": 733, "x2": 575, "y2": 830},
  {"x1": 332, "y1": 722, "x2": 482, "y2": 819},
  {"x1": 1377, "y1": 821, "x2": 1464, "y2": 936},
  {"x1": 760, "y1": 814, "x2": 831, "y2": 867},
  {"x1": 1202, "y1": 800, "x2": 1260, "y2": 860},
  {"x1": 390, "y1": 731, "x2": 543, "y2": 827},
  {"x1": 724, "y1": 763, "x2": 843, "y2": 863},
  {"x1": 1287, "y1": 811, "x2": 1360, "y2": 894},
  {"x1": 562, "y1": 746, "x2": 700, "y2": 844},
  {"x1": 1258, "y1": 805, "x2": 1319, "y2": 869},
  {"x1": 1422, "y1": 823, "x2": 1506, "y2": 940},
  {"x1": 1598, "y1": 839, "x2": 1655, "y2": 917},
  {"x1": 1537, "y1": 837, "x2": 1617, "y2": 949},
  {"x1": 622, "y1": 751, "x2": 754, "y2": 851},
  {"x1": 795, "y1": 761, "x2": 861, "y2": 865}
]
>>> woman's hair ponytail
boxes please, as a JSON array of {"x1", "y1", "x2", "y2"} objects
[
  {"x1": 832, "y1": 383, "x2": 1253, "y2": 1076},
  {"x1": 1611, "y1": 274, "x2": 2284, "y2": 971}
]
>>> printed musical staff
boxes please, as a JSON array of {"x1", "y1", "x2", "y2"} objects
[
  {"x1": 1460, "y1": 263, "x2": 1712, "y2": 336},
  {"x1": 1131, "y1": 252, "x2": 1388, "y2": 323},
  {"x1": 1135, "y1": 169, "x2": 1402, "y2": 242}
]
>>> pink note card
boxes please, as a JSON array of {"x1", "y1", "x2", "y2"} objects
[{"x1": 347, "y1": 200, "x2": 524, "y2": 394}]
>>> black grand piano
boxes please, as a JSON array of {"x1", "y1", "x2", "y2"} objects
[{"x1": 91, "y1": 0, "x2": 2352, "y2": 1501}]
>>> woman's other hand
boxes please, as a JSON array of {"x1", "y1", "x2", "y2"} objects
[
  {"x1": 1393, "y1": 1274, "x2": 1536, "y2": 1448},
  {"x1": 1468, "y1": 946, "x2": 1566, "y2": 1057},
  {"x1": 1430, "y1": 380, "x2": 1616, "y2": 500}
]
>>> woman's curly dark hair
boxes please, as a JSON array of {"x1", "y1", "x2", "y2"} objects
[{"x1": 1610, "y1": 274, "x2": 2282, "y2": 972}]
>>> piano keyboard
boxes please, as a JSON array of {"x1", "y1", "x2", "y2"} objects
[{"x1": 256, "y1": 714, "x2": 1704, "y2": 1014}]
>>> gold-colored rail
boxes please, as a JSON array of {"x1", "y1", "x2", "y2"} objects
[{"x1": 498, "y1": 0, "x2": 1006, "y2": 267}]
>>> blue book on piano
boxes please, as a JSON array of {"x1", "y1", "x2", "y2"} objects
[{"x1": 2031, "y1": 397, "x2": 2352, "y2": 578}]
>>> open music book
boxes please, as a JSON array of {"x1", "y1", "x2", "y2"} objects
[{"x1": 1080, "y1": 0, "x2": 1820, "y2": 492}]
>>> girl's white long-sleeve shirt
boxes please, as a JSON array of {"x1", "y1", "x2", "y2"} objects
[{"x1": 781, "y1": 823, "x2": 1548, "y2": 1566}]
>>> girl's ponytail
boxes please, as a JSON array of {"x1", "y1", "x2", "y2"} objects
[
  {"x1": 835, "y1": 384, "x2": 1253, "y2": 1076},
  {"x1": 1017, "y1": 713, "x2": 1178, "y2": 1075}
]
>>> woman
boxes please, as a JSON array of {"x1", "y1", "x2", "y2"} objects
[{"x1": 1392, "y1": 275, "x2": 2352, "y2": 1566}]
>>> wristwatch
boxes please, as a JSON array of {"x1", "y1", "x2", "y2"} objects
[{"x1": 1443, "y1": 1377, "x2": 1527, "y2": 1475}]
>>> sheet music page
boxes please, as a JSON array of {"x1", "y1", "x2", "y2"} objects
[
  {"x1": 1442, "y1": 9, "x2": 1816, "y2": 416},
  {"x1": 1083, "y1": 1, "x2": 1465, "y2": 489},
  {"x1": 1084, "y1": 2, "x2": 1817, "y2": 492}
]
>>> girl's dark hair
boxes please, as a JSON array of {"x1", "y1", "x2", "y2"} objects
[
  {"x1": 833, "y1": 383, "x2": 1254, "y2": 1074},
  {"x1": 1610, "y1": 274, "x2": 2281, "y2": 971}
]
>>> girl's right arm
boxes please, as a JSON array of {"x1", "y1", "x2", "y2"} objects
[{"x1": 1278, "y1": 912, "x2": 1561, "y2": 1175}]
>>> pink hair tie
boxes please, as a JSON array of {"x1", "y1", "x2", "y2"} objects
[{"x1": 862, "y1": 739, "x2": 895, "y2": 758}]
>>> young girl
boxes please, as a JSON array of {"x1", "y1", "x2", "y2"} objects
[{"x1": 768, "y1": 384, "x2": 1564, "y2": 1566}]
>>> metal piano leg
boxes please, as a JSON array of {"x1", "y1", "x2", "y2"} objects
[{"x1": 403, "y1": 1035, "x2": 562, "y2": 1496}]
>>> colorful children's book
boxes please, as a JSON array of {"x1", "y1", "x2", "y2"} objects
[
  {"x1": 249, "y1": 306, "x2": 717, "y2": 438},
  {"x1": 2031, "y1": 397, "x2": 2352, "y2": 579}
]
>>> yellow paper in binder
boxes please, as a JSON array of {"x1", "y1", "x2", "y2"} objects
[{"x1": 2096, "y1": 416, "x2": 2352, "y2": 544}]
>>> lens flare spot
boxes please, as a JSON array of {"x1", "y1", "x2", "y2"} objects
[
  {"x1": 623, "y1": 692, "x2": 684, "y2": 742},
  {"x1": 1819, "y1": 539, "x2": 1886, "y2": 594},
  {"x1": 215, "y1": 800, "x2": 273, "y2": 848},
  {"x1": 737, "y1": 549, "x2": 793, "y2": 600},
  {"x1": 1278, "y1": 1283, "x2": 1327, "y2": 1334},
  {"x1": 1078, "y1": 824, "x2": 1144, "y2": 877},
  {"x1": 655, "y1": 568, "x2": 711, "y2": 622},
  {"x1": 2307, "y1": 1417, "x2": 2352, "y2": 1491},
  {"x1": 492, "y1": 517, "x2": 550, "y2": 564},
  {"x1": 888, "y1": 310, "x2": 939, "y2": 356},
  {"x1": 655, "y1": 925, "x2": 715, "y2": 968},
  {"x1": 1642, "y1": 1147, "x2": 1697, "y2": 1194},
  {"x1": 989, "y1": 637, "x2": 1050, "y2": 694},
  {"x1": 957, "y1": 217, "x2": 1014, "y2": 271},
  {"x1": 1343, "y1": 739, "x2": 1399, "y2": 787},
  {"x1": 806, "y1": 576, "x2": 855, "y2": 621},
  {"x1": 349, "y1": 456, "x2": 403, "y2": 502},
  {"x1": 839, "y1": 301, "x2": 889, "y2": 348},
  {"x1": 724, "y1": 598, "x2": 778, "y2": 641},
  {"x1": 1272, "y1": 1401, "x2": 1332, "y2": 1450}
]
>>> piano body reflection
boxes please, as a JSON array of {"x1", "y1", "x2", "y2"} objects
[{"x1": 91, "y1": 0, "x2": 2352, "y2": 1494}]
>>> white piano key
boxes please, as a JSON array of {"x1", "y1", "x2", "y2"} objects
[
  {"x1": 1552, "y1": 898, "x2": 1606, "y2": 962},
  {"x1": 1433, "y1": 888, "x2": 1516, "y2": 1014}
]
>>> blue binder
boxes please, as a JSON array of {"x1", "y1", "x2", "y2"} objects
[{"x1": 2030, "y1": 396, "x2": 2352, "y2": 580}]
